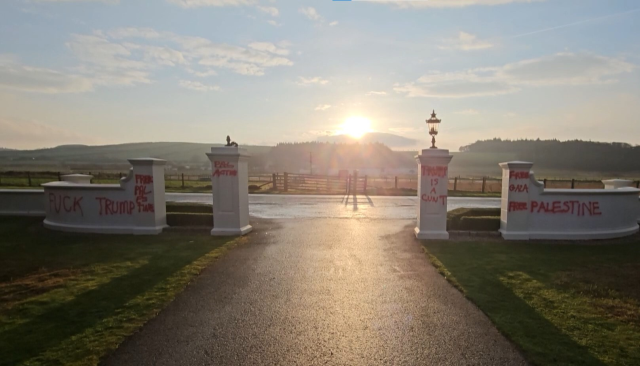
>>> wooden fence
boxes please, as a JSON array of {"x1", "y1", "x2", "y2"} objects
[{"x1": 1, "y1": 170, "x2": 639, "y2": 194}]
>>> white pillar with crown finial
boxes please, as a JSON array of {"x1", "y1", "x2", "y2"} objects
[
  {"x1": 415, "y1": 110, "x2": 453, "y2": 239},
  {"x1": 415, "y1": 148, "x2": 453, "y2": 239},
  {"x1": 206, "y1": 146, "x2": 252, "y2": 236}
]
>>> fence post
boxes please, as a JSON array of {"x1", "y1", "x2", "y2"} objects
[
  {"x1": 284, "y1": 172, "x2": 289, "y2": 192},
  {"x1": 272, "y1": 173, "x2": 277, "y2": 190},
  {"x1": 346, "y1": 175, "x2": 350, "y2": 195},
  {"x1": 637, "y1": 180, "x2": 640, "y2": 189},
  {"x1": 453, "y1": 177, "x2": 458, "y2": 191},
  {"x1": 364, "y1": 175, "x2": 368, "y2": 194},
  {"x1": 353, "y1": 170, "x2": 358, "y2": 196},
  {"x1": 482, "y1": 177, "x2": 486, "y2": 193},
  {"x1": 571, "y1": 179, "x2": 575, "y2": 189},
  {"x1": 543, "y1": 179, "x2": 547, "y2": 188},
  {"x1": 181, "y1": 173, "x2": 185, "y2": 188},
  {"x1": 58, "y1": 172, "x2": 62, "y2": 181},
  {"x1": 394, "y1": 176, "x2": 398, "y2": 189},
  {"x1": 27, "y1": 171, "x2": 32, "y2": 187}
]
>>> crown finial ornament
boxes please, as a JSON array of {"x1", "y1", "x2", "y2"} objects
[{"x1": 426, "y1": 110, "x2": 441, "y2": 149}]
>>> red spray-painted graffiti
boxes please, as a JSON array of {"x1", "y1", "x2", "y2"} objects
[
  {"x1": 95, "y1": 174, "x2": 155, "y2": 215},
  {"x1": 213, "y1": 161, "x2": 238, "y2": 177},
  {"x1": 421, "y1": 194, "x2": 447, "y2": 206},
  {"x1": 422, "y1": 166, "x2": 448, "y2": 177},
  {"x1": 134, "y1": 174, "x2": 155, "y2": 213},
  {"x1": 509, "y1": 171, "x2": 530, "y2": 180},
  {"x1": 531, "y1": 200, "x2": 602, "y2": 216},
  {"x1": 48, "y1": 193, "x2": 84, "y2": 216},
  {"x1": 508, "y1": 201, "x2": 528, "y2": 212},
  {"x1": 96, "y1": 197, "x2": 136, "y2": 216},
  {"x1": 509, "y1": 184, "x2": 529, "y2": 193}
]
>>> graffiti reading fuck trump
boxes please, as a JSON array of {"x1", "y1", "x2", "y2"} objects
[
  {"x1": 96, "y1": 174, "x2": 155, "y2": 216},
  {"x1": 213, "y1": 161, "x2": 238, "y2": 177},
  {"x1": 48, "y1": 194, "x2": 84, "y2": 216}
]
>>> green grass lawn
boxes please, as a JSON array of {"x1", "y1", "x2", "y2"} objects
[
  {"x1": 0, "y1": 216, "x2": 241, "y2": 366},
  {"x1": 422, "y1": 238, "x2": 640, "y2": 366}
]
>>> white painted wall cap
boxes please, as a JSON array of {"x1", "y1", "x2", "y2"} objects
[{"x1": 499, "y1": 161, "x2": 534, "y2": 169}]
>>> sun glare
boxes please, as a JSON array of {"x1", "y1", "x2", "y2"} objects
[{"x1": 340, "y1": 116, "x2": 372, "y2": 139}]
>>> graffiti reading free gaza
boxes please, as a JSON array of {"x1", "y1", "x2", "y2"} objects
[{"x1": 213, "y1": 161, "x2": 238, "y2": 177}]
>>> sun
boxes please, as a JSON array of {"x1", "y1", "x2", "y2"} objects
[{"x1": 340, "y1": 116, "x2": 372, "y2": 139}]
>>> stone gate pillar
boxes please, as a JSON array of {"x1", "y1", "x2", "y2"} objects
[
  {"x1": 206, "y1": 147, "x2": 252, "y2": 236},
  {"x1": 499, "y1": 161, "x2": 534, "y2": 240},
  {"x1": 415, "y1": 149, "x2": 453, "y2": 239}
]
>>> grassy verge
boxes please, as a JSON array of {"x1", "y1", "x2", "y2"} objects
[
  {"x1": 422, "y1": 238, "x2": 640, "y2": 366},
  {"x1": 0, "y1": 216, "x2": 242, "y2": 366}
]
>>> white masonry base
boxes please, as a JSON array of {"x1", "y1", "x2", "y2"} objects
[
  {"x1": 211, "y1": 225, "x2": 253, "y2": 236},
  {"x1": 44, "y1": 219, "x2": 166, "y2": 235},
  {"x1": 501, "y1": 225, "x2": 639, "y2": 241},
  {"x1": 415, "y1": 227, "x2": 450, "y2": 240}
]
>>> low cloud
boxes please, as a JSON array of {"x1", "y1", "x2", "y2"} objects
[
  {"x1": 257, "y1": 6, "x2": 278, "y2": 16},
  {"x1": 315, "y1": 104, "x2": 331, "y2": 111},
  {"x1": 0, "y1": 55, "x2": 93, "y2": 93},
  {"x1": 382, "y1": 0, "x2": 546, "y2": 8},
  {"x1": 366, "y1": 91, "x2": 387, "y2": 96},
  {"x1": 179, "y1": 79, "x2": 220, "y2": 91},
  {"x1": 167, "y1": 0, "x2": 255, "y2": 8},
  {"x1": 299, "y1": 7, "x2": 323, "y2": 22},
  {"x1": 0, "y1": 116, "x2": 99, "y2": 149},
  {"x1": 395, "y1": 52, "x2": 635, "y2": 98},
  {"x1": 297, "y1": 76, "x2": 329, "y2": 86},
  {"x1": 248, "y1": 42, "x2": 289, "y2": 56},
  {"x1": 440, "y1": 32, "x2": 494, "y2": 51}
]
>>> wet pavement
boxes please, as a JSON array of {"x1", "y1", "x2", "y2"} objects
[
  {"x1": 103, "y1": 218, "x2": 526, "y2": 366},
  {"x1": 166, "y1": 193, "x2": 501, "y2": 219}
]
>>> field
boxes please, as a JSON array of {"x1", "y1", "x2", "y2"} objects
[
  {"x1": 0, "y1": 216, "x2": 240, "y2": 366},
  {"x1": 423, "y1": 238, "x2": 640, "y2": 366}
]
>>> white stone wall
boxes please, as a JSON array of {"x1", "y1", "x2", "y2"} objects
[
  {"x1": 500, "y1": 161, "x2": 640, "y2": 240},
  {"x1": 42, "y1": 158, "x2": 167, "y2": 235},
  {"x1": 0, "y1": 190, "x2": 46, "y2": 216}
]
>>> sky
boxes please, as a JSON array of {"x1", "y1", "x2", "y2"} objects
[{"x1": 1, "y1": 0, "x2": 640, "y2": 151}]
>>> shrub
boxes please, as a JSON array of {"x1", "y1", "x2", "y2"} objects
[
  {"x1": 458, "y1": 216, "x2": 501, "y2": 231},
  {"x1": 167, "y1": 213, "x2": 213, "y2": 227}
]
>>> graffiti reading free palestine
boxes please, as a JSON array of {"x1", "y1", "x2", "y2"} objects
[{"x1": 420, "y1": 165, "x2": 447, "y2": 206}]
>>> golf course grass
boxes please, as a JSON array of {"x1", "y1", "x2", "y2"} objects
[
  {"x1": 0, "y1": 216, "x2": 241, "y2": 366},
  {"x1": 422, "y1": 237, "x2": 640, "y2": 366}
]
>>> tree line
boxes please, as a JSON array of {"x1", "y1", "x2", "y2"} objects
[{"x1": 459, "y1": 139, "x2": 640, "y2": 173}]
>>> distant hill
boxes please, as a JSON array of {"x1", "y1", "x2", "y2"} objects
[
  {"x1": 317, "y1": 132, "x2": 417, "y2": 148},
  {"x1": 0, "y1": 142, "x2": 272, "y2": 172},
  {"x1": 266, "y1": 142, "x2": 415, "y2": 173},
  {"x1": 455, "y1": 139, "x2": 640, "y2": 178}
]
